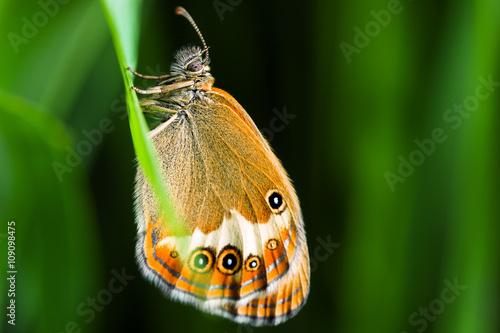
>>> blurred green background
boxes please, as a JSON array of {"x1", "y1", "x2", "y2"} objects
[{"x1": 1, "y1": 0, "x2": 499, "y2": 332}]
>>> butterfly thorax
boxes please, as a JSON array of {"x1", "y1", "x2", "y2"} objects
[{"x1": 138, "y1": 46, "x2": 214, "y2": 120}]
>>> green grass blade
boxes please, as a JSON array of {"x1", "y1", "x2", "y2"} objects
[
  {"x1": 101, "y1": 0, "x2": 185, "y2": 237},
  {"x1": 0, "y1": 90, "x2": 101, "y2": 333}
]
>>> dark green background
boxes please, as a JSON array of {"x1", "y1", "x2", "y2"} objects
[{"x1": 1, "y1": 0, "x2": 499, "y2": 332}]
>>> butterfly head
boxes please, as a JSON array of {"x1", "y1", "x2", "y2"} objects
[
  {"x1": 170, "y1": 7, "x2": 213, "y2": 80},
  {"x1": 170, "y1": 45, "x2": 211, "y2": 79}
]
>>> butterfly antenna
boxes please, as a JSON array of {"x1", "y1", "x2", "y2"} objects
[{"x1": 175, "y1": 7, "x2": 210, "y2": 63}]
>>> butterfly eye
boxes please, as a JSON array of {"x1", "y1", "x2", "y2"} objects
[
  {"x1": 266, "y1": 190, "x2": 286, "y2": 214},
  {"x1": 189, "y1": 248, "x2": 215, "y2": 274},
  {"x1": 217, "y1": 245, "x2": 242, "y2": 275},
  {"x1": 170, "y1": 250, "x2": 178, "y2": 258},
  {"x1": 187, "y1": 61, "x2": 203, "y2": 72},
  {"x1": 244, "y1": 255, "x2": 261, "y2": 272}
]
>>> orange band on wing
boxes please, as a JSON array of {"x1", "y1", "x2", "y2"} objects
[
  {"x1": 222, "y1": 261, "x2": 308, "y2": 326},
  {"x1": 142, "y1": 215, "x2": 300, "y2": 302}
]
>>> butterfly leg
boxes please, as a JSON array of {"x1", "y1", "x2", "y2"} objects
[
  {"x1": 140, "y1": 101, "x2": 178, "y2": 115},
  {"x1": 131, "y1": 86, "x2": 163, "y2": 95},
  {"x1": 130, "y1": 81, "x2": 195, "y2": 95},
  {"x1": 127, "y1": 67, "x2": 172, "y2": 80}
]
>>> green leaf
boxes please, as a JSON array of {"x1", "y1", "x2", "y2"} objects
[
  {"x1": 0, "y1": 90, "x2": 101, "y2": 333},
  {"x1": 101, "y1": 0, "x2": 185, "y2": 236},
  {"x1": 0, "y1": 0, "x2": 109, "y2": 119}
]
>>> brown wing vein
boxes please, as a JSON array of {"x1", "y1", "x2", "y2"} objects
[
  {"x1": 188, "y1": 113, "x2": 226, "y2": 225},
  {"x1": 208, "y1": 123, "x2": 278, "y2": 200}
]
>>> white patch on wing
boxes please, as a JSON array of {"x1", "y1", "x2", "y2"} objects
[
  {"x1": 189, "y1": 227, "x2": 208, "y2": 253},
  {"x1": 273, "y1": 209, "x2": 291, "y2": 230},
  {"x1": 235, "y1": 212, "x2": 261, "y2": 257},
  {"x1": 156, "y1": 208, "x2": 291, "y2": 260},
  {"x1": 156, "y1": 235, "x2": 191, "y2": 258},
  {"x1": 216, "y1": 211, "x2": 243, "y2": 253}
]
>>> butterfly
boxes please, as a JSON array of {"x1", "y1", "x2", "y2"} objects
[{"x1": 131, "y1": 7, "x2": 310, "y2": 326}]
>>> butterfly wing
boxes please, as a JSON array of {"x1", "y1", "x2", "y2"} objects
[{"x1": 135, "y1": 88, "x2": 309, "y2": 325}]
